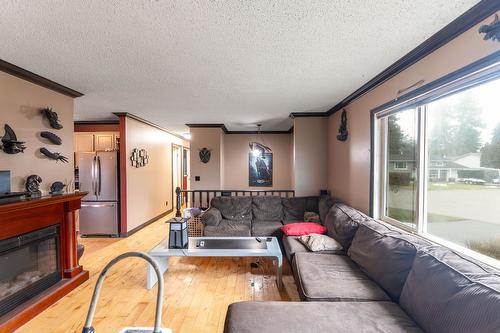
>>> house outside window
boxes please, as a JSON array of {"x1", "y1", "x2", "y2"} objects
[
  {"x1": 372, "y1": 61, "x2": 500, "y2": 268},
  {"x1": 394, "y1": 162, "x2": 408, "y2": 170}
]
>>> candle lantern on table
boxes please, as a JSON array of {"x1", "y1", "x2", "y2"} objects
[{"x1": 168, "y1": 218, "x2": 188, "y2": 249}]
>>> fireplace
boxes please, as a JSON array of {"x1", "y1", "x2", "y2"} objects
[{"x1": 0, "y1": 225, "x2": 61, "y2": 317}]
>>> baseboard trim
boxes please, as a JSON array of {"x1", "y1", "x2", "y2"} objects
[{"x1": 119, "y1": 208, "x2": 173, "y2": 237}]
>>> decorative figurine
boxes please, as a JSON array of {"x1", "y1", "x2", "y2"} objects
[
  {"x1": 41, "y1": 107, "x2": 63, "y2": 129},
  {"x1": 479, "y1": 14, "x2": 500, "y2": 42},
  {"x1": 41, "y1": 131, "x2": 62, "y2": 145},
  {"x1": 49, "y1": 181, "x2": 66, "y2": 195},
  {"x1": 130, "y1": 148, "x2": 149, "y2": 167},
  {"x1": 199, "y1": 147, "x2": 212, "y2": 164},
  {"x1": 337, "y1": 109, "x2": 348, "y2": 142},
  {"x1": 40, "y1": 147, "x2": 69, "y2": 163},
  {"x1": 1, "y1": 124, "x2": 27, "y2": 154},
  {"x1": 26, "y1": 175, "x2": 42, "y2": 197}
]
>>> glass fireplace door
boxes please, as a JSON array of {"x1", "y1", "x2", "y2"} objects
[{"x1": 0, "y1": 225, "x2": 61, "y2": 317}]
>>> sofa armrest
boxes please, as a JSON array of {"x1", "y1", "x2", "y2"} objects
[{"x1": 201, "y1": 207, "x2": 222, "y2": 226}]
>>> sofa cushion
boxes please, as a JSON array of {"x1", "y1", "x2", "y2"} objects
[
  {"x1": 348, "y1": 219, "x2": 431, "y2": 302},
  {"x1": 281, "y1": 222, "x2": 326, "y2": 236},
  {"x1": 324, "y1": 203, "x2": 369, "y2": 249},
  {"x1": 251, "y1": 220, "x2": 283, "y2": 237},
  {"x1": 318, "y1": 195, "x2": 339, "y2": 224},
  {"x1": 251, "y1": 196, "x2": 283, "y2": 221},
  {"x1": 293, "y1": 252, "x2": 390, "y2": 302},
  {"x1": 224, "y1": 301, "x2": 423, "y2": 333},
  {"x1": 200, "y1": 207, "x2": 222, "y2": 226},
  {"x1": 282, "y1": 197, "x2": 319, "y2": 222},
  {"x1": 203, "y1": 219, "x2": 251, "y2": 237},
  {"x1": 283, "y1": 236, "x2": 343, "y2": 262},
  {"x1": 400, "y1": 246, "x2": 500, "y2": 333},
  {"x1": 211, "y1": 197, "x2": 252, "y2": 221},
  {"x1": 298, "y1": 234, "x2": 343, "y2": 252}
]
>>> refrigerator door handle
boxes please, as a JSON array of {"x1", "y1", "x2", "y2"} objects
[
  {"x1": 97, "y1": 156, "x2": 102, "y2": 196},
  {"x1": 91, "y1": 156, "x2": 97, "y2": 196},
  {"x1": 81, "y1": 203, "x2": 116, "y2": 208}
]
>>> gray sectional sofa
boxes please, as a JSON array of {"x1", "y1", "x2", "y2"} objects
[
  {"x1": 200, "y1": 195, "x2": 323, "y2": 237},
  {"x1": 200, "y1": 196, "x2": 500, "y2": 333}
]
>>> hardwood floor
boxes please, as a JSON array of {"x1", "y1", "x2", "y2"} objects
[{"x1": 16, "y1": 215, "x2": 299, "y2": 333}]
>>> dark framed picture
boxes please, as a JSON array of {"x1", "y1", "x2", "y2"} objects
[{"x1": 249, "y1": 152, "x2": 273, "y2": 187}]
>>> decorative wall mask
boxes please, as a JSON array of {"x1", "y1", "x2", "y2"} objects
[
  {"x1": 199, "y1": 147, "x2": 211, "y2": 164},
  {"x1": 1, "y1": 124, "x2": 27, "y2": 154},
  {"x1": 337, "y1": 109, "x2": 348, "y2": 142},
  {"x1": 41, "y1": 131, "x2": 62, "y2": 145},
  {"x1": 41, "y1": 107, "x2": 63, "y2": 129},
  {"x1": 130, "y1": 148, "x2": 149, "y2": 167},
  {"x1": 26, "y1": 175, "x2": 42, "y2": 197},
  {"x1": 479, "y1": 14, "x2": 500, "y2": 42},
  {"x1": 49, "y1": 181, "x2": 66, "y2": 195},
  {"x1": 40, "y1": 147, "x2": 69, "y2": 163}
]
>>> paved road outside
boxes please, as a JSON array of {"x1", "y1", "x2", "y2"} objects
[{"x1": 388, "y1": 188, "x2": 500, "y2": 245}]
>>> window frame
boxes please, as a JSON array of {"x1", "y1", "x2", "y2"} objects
[{"x1": 371, "y1": 54, "x2": 500, "y2": 269}]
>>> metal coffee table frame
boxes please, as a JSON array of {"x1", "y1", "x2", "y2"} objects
[{"x1": 146, "y1": 237, "x2": 283, "y2": 289}]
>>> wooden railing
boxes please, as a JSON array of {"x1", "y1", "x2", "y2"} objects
[{"x1": 175, "y1": 187, "x2": 295, "y2": 217}]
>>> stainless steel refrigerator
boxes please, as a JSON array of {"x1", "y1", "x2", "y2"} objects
[{"x1": 78, "y1": 151, "x2": 119, "y2": 236}]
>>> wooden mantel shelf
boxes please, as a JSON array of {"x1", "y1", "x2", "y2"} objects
[
  {"x1": 0, "y1": 192, "x2": 89, "y2": 332},
  {"x1": 0, "y1": 191, "x2": 87, "y2": 212}
]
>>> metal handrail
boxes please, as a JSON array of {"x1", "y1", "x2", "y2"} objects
[{"x1": 82, "y1": 252, "x2": 164, "y2": 333}]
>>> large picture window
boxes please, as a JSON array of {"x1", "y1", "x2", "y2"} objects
[{"x1": 373, "y1": 62, "x2": 500, "y2": 267}]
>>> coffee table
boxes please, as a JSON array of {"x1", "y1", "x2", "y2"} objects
[{"x1": 146, "y1": 237, "x2": 283, "y2": 289}]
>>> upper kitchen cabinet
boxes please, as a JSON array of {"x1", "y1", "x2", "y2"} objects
[
  {"x1": 74, "y1": 132, "x2": 119, "y2": 152},
  {"x1": 74, "y1": 133, "x2": 95, "y2": 152},
  {"x1": 94, "y1": 133, "x2": 115, "y2": 151}
]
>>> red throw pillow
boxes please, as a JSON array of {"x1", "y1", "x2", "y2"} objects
[{"x1": 281, "y1": 222, "x2": 327, "y2": 236}]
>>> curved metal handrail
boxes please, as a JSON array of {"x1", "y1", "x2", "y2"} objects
[{"x1": 82, "y1": 252, "x2": 164, "y2": 333}]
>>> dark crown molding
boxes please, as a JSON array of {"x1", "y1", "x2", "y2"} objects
[
  {"x1": 114, "y1": 112, "x2": 186, "y2": 140},
  {"x1": 186, "y1": 123, "x2": 229, "y2": 134},
  {"x1": 186, "y1": 123, "x2": 293, "y2": 134},
  {"x1": 290, "y1": 0, "x2": 500, "y2": 119},
  {"x1": 0, "y1": 59, "x2": 84, "y2": 98},
  {"x1": 74, "y1": 120, "x2": 119, "y2": 125}
]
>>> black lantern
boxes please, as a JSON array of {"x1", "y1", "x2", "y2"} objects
[{"x1": 168, "y1": 218, "x2": 188, "y2": 249}]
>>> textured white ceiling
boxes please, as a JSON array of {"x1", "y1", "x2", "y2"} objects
[{"x1": 0, "y1": 0, "x2": 478, "y2": 132}]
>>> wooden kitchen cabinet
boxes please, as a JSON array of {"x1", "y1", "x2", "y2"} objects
[
  {"x1": 94, "y1": 133, "x2": 115, "y2": 151},
  {"x1": 74, "y1": 133, "x2": 95, "y2": 152}
]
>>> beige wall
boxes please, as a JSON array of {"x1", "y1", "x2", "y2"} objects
[
  {"x1": 125, "y1": 117, "x2": 189, "y2": 232},
  {"x1": 327, "y1": 12, "x2": 500, "y2": 213},
  {"x1": 223, "y1": 133, "x2": 293, "y2": 190},
  {"x1": 0, "y1": 71, "x2": 74, "y2": 193},
  {"x1": 294, "y1": 117, "x2": 328, "y2": 196},
  {"x1": 189, "y1": 128, "x2": 224, "y2": 190}
]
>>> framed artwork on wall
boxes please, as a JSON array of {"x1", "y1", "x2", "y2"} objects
[{"x1": 249, "y1": 152, "x2": 273, "y2": 187}]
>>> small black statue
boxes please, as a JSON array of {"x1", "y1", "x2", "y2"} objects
[
  {"x1": 49, "y1": 181, "x2": 66, "y2": 195},
  {"x1": 26, "y1": 175, "x2": 42, "y2": 197},
  {"x1": 41, "y1": 107, "x2": 63, "y2": 129},
  {"x1": 1, "y1": 124, "x2": 27, "y2": 154},
  {"x1": 337, "y1": 109, "x2": 348, "y2": 142},
  {"x1": 479, "y1": 14, "x2": 500, "y2": 42},
  {"x1": 40, "y1": 147, "x2": 69, "y2": 163},
  {"x1": 41, "y1": 131, "x2": 62, "y2": 145}
]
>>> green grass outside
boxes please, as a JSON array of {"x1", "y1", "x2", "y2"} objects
[
  {"x1": 391, "y1": 183, "x2": 500, "y2": 191},
  {"x1": 388, "y1": 208, "x2": 500, "y2": 260},
  {"x1": 387, "y1": 207, "x2": 461, "y2": 223},
  {"x1": 427, "y1": 183, "x2": 500, "y2": 191},
  {"x1": 466, "y1": 238, "x2": 500, "y2": 260}
]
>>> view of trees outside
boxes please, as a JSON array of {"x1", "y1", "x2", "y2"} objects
[
  {"x1": 386, "y1": 78, "x2": 500, "y2": 260},
  {"x1": 386, "y1": 109, "x2": 417, "y2": 228}
]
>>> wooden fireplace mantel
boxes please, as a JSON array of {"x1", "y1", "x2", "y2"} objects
[{"x1": 0, "y1": 192, "x2": 90, "y2": 332}]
